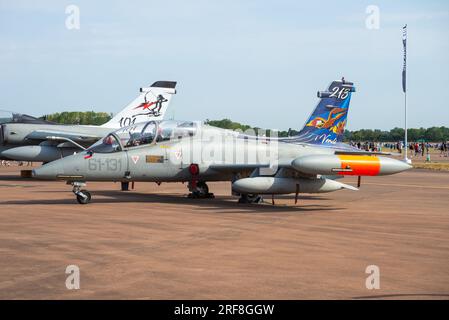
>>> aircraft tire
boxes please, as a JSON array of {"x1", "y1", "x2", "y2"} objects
[
  {"x1": 76, "y1": 190, "x2": 91, "y2": 204},
  {"x1": 196, "y1": 181, "x2": 209, "y2": 195}
]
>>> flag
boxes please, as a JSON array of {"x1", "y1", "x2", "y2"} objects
[
  {"x1": 84, "y1": 151, "x2": 93, "y2": 159},
  {"x1": 402, "y1": 24, "x2": 407, "y2": 93}
]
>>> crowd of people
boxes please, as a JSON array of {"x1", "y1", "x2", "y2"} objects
[
  {"x1": 437, "y1": 141, "x2": 449, "y2": 157},
  {"x1": 349, "y1": 141, "x2": 449, "y2": 157}
]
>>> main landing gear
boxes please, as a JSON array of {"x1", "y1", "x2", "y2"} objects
[
  {"x1": 121, "y1": 181, "x2": 130, "y2": 191},
  {"x1": 187, "y1": 181, "x2": 215, "y2": 199},
  {"x1": 71, "y1": 182, "x2": 91, "y2": 204},
  {"x1": 238, "y1": 194, "x2": 263, "y2": 204}
]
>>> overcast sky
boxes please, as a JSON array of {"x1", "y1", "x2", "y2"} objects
[{"x1": 0, "y1": 0, "x2": 448, "y2": 130}]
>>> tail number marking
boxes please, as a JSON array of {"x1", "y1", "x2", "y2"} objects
[
  {"x1": 329, "y1": 87, "x2": 350, "y2": 100},
  {"x1": 119, "y1": 117, "x2": 137, "y2": 128}
]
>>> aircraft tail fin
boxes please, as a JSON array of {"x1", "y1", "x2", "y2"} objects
[
  {"x1": 292, "y1": 78, "x2": 355, "y2": 145},
  {"x1": 101, "y1": 81, "x2": 177, "y2": 128}
]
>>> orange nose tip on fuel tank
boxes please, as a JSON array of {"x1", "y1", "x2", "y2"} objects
[
  {"x1": 337, "y1": 155, "x2": 380, "y2": 176},
  {"x1": 337, "y1": 155, "x2": 412, "y2": 176}
]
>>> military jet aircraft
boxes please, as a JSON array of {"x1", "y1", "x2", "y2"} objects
[
  {"x1": 0, "y1": 81, "x2": 176, "y2": 162},
  {"x1": 33, "y1": 78, "x2": 412, "y2": 204}
]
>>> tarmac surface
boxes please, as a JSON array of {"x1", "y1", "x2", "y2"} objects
[{"x1": 0, "y1": 164, "x2": 448, "y2": 299}]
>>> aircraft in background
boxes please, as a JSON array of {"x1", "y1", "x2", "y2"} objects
[
  {"x1": 33, "y1": 78, "x2": 411, "y2": 204},
  {"x1": 0, "y1": 81, "x2": 176, "y2": 163}
]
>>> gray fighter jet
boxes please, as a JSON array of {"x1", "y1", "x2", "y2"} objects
[
  {"x1": 33, "y1": 78, "x2": 411, "y2": 204},
  {"x1": 0, "y1": 81, "x2": 176, "y2": 162}
]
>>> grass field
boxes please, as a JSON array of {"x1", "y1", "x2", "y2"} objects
[{"x1": 412, "y1": 162, "x2": 449, "y2": 171}]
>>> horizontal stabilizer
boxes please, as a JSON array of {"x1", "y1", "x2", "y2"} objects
[
  {"x1": 149, "y1": 81, "x2": 177, "y2": 89},
  {"x1": 334, "y1": 150, "x2": 392, "y2": 156}
]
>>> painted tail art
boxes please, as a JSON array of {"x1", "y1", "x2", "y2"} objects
[
  {"x1": 101, "y1": 81, "x2": 177, "y2": 128},
  {"x1": 291, "y1": 78, "x2": 355, "y2": 145}
]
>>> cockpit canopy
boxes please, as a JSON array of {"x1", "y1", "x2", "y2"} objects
[
  {"x1": 89, "y1": 120, "x2": 199, "y2": 153},
  {"x1": 0, "y1": 110, "x2": 55, "y2": 124}
]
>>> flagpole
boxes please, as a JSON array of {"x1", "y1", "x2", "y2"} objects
[
  {"x1": 402, "y1": 24, "x2": 411, "y2": 163},
  {"x1": 404, "y1": 82, "x2": 408, "y2": 162}
]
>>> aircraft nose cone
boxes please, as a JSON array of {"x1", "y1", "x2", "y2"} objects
[
  {"x1": 32, "y1": 161, "x2": 63, "y2": 180},
  {"x1": 379, "y1": 157, "x2": 413, "y2": 175}
]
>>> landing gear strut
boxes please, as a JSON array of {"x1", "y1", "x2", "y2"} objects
[
  {"x1": 187, "y1": 181, "x2": 214, "y2": 199},
  {"x1": 71, "y1": 182, "x2": 91, "y2": 204},
  {"x1": 238, "y1": 194, "x2": 263, "y2": 204},
  {"x1": 121, "y1": 181, "x2": 129, "y2": 191}
]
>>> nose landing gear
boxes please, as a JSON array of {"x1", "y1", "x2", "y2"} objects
[
  {"x1": 76, "y1": 190, "x2": 91, "y2": 204},
  {"x1": 71, "y1": 182, "x2": 91, "y2": 204}
]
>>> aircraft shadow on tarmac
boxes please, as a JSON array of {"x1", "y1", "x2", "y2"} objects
[
  {"x1": 0, "y1": 175, "x2": 35, "y2": 181},
  {"x1": 1, "y1": 190, "x2": 344, "y2": 213}
]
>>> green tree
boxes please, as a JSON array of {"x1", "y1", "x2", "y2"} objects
[{"x1": 41, "y1": 111, "x2": 112, "y2": 125}]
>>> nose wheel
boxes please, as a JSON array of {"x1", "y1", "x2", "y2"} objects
[
  {"x1": 71, "y1": 182, "x2": 91, "y2": 204},
  {"x1": 76, "y1": 190, "x2": 91, "y2": 204}
]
